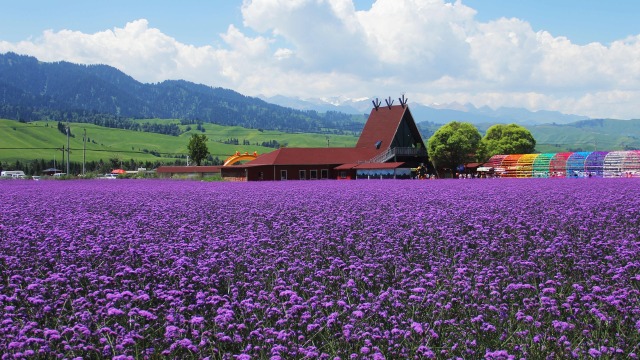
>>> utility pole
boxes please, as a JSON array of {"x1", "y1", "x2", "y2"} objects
[
  {"x1": 62, "y1": 145, "x2": 65, "y2": 170},
  {"x1": 83, "y1": 128, "x2": 87, "y2": 175},
  {"x1": 66, "y1": 125, "x2": 70, "y2": 175}
]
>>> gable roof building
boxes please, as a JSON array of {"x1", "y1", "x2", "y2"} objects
[{"x1": 220, "y1": 103, "x2": 428, "y2": 181}]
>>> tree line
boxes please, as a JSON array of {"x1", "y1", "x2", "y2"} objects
[
  {"x1": 221, "y1": 138, "x2": 281, "y2": 149},
  {"x1": 0, "y1": 156, "x2": 223, "y2": 176}
]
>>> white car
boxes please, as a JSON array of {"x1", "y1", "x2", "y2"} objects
[{"x1": 99, "y1": 174, "x2": 118, "y2": 179}]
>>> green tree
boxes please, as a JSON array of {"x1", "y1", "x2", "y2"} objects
[
  {"x1": 427, "y1": 121, "x2": 481, "y2": 177},
  {"x1": 187, "y1": 134, "x2": 210, "y2": 166},
  {"x1": 477, "y1": 124, "x2": 536, "y2": 162}
]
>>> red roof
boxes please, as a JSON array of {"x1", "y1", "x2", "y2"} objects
[
  {"x1": 335, "y1": 162, "x2": 405, "y2": 170},
  {"x1": 356, "y1": 105, "x2": 407, "y2": 152},
  {"x1": 355, "y1": 162, "x2": 405, "y2": 169},
  {"x1": 236, "y1": 104, "x2": 424, "y2": 169},
  {"x1": 156, "y1": 166, "x2": 222, "y2": 173},
  {"x1": 334, "y1": 163, "x2": 357, "y2": 170},
  {"x1": 464, "y1": 162, "x2": 482, "y2": 168},
  {"x1": 242, "y1": 147, "x2": 378, "y2": 166}
]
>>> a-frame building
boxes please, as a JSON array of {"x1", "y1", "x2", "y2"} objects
[
  {"x1": 220, "y1": 103, "x2": 428, "y2": 181},
  {"x1": 355, "y1": 103, "x2": 427, "y2": 163}
]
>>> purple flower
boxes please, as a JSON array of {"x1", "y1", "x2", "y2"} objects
[
  {"x1": 541, "y1": 287, "x2": 556, "y2": 295},
  {"x1": 2, "y1": 178, "x2": 640, "y2": 358},
  {"x1": 552, "y1": 320, "x2": 575, "y2": 333},
  {"x1": 589, "y1": 348, "x2": 602, "y2": 357},
  {"x1": 190, "y1": 316, "x2": 205, "y2": 325},
  {"x1": 165, "y1": 326, "x2": 181, "y2": 339},
  {"x1": 411, "y1": 322, "x2": 424, "y2": 334},
  {"x1": 138, "y1": 309, "x2": 157, "y2": 320},
  {"x1": 485, "y1": 349, "x2": 515, "y2": 359},
  {"x1": 107, "y1": 307, "x2": 124, "y2": 316}
]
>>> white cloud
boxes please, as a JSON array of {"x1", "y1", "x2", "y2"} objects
[
  {"x1": 0, "y1": 20, "x2": 221, "y2": 84},
  {"x1": 1, "y1": 0, "x2": 640, "y2": 118},
  {"x1": 242, "y1": 0, "x2": 376, "y2": 73},
  {"x1": 466, "y1": 18, "x2": 542, "y2": 87},
  {"x1": 274, "y1": 48, "x2": 294, "y2": 60},
  {"x1": 357, "y1": 0, "x2": 475, "y2": 77}
]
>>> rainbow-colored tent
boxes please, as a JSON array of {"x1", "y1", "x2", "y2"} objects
[{"x1": 485, "y1": 150, "x2": 640, "y2": 178}]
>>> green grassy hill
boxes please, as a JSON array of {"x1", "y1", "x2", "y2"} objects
[
  {"x1": 417, "y1": 119, "x2": 640, "y2": 154},
  {"x1": 0, "y1": 119, "x2": 358, "y2": 166},
  {"x1": 530, "y1": 119, "x2": 640, "y2": 152}
]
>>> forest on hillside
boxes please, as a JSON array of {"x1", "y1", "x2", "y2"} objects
[{"x1": 0, "y1": 53, "x2": 365, "y2": 136}]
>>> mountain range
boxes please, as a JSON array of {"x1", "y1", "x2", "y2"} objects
[
  {"x1": 259, "y1": 95, "x2": 590, "y2": 126},
  {"x1": 260, "y1": 94, "x2": 640, "y2": 152},
  {"x1": 0, "y1": 52, "x2": 362, "y2": 134},
  {"x1": 1, "y1": 52, "x2": 639, "y2": 151}
]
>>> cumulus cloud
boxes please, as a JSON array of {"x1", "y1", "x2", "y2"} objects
[
  {"x1": 1, "y1": 0, "x2": 640, "y2": 118},
  {"x1": 0, "y1": 19, "x2": 223, "y2": 85},
  {"x1": 242, "y1": 0, "x2": 377, "y2": 73}
]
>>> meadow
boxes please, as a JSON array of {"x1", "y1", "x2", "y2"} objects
[
  {"x1": 0, "y1": 178, "x2": 638, "y2": 359},
  {"x1": 0, "y1": 118, "x2": 358, "y2": 164}
]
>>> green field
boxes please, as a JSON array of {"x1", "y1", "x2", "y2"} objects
[
  {"x1": 530, "y1": 123, "x2": 640, "y2": 153},
  {"x1": 0, "y1": 119, "x2": 359, "y2": 165},
  {"x1": 4, "y1": 117, "x2": 639, "y2": 171}
]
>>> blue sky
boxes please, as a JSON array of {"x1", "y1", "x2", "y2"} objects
[
  {"x1": 1, "y1": 0, "x2": 640, "y2": 119},
  {"x1": 3, "y1": 1, "x2": 637, "y2": 46},
  {"x1": 463, "y1": 0, "x2": 640, "y2": 45}
]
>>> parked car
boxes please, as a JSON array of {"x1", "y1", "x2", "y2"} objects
[
  {"x1": 98, "y1": 174, "x2": 118, "y2": 179},
  {"x1": 1, "y1": 170, "x2": 26, "y2": 179}
]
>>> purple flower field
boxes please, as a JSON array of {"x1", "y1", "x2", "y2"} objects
[{"x1": 1, "y1": 178, "x2": 639, "y2": 359}]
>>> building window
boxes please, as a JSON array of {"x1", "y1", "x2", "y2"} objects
[
  {"x1": 299, "y1": 170, "x2": 306, "y2": 180},
  {"x1": 310, "y1": 170, "x2": 318, "y2": 179},
  {"x1": 321, "y1": 169, "x2": 329, "y2": 179},
  {"x1": 340, "y1": 171, "x2": 347, "y2": 179},
  {"x1": 258, "y1": 171, "x2": 264, "y2": 180},
  {"x1": 280, "y1": 170, "x2": 287, "y2": 180}
]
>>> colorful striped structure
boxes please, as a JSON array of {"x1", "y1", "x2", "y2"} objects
[
  {"x1": 603, "y1": 151, "x2": 626, "y2": 177},
  {"x1": 566, "y1": 152, "x2": 591, "y2": 177},
  {"x1": 486, "y1": 154, "x2": 508, "y2": 176},
  {"x1": 549, "y1": 153, "x2": 572, "y2": 177},
  {"x1": 516, "y1": 154, "x2": 539, "y2": 178},
  {"x1": 584, "y1": 151, "x2": 609, "y2": 177},
  {"x1": 485, "y1": 150, "x2": 640, "y2": 178},
  {"x1": 501, "y1": 154, "x2": 522, "y2": 177},
  {"x1": 532, "y1": 153, "x2": 554, "y2": 177},
  {"x1": 622, "y1": 150, "x2": 640, "y2": 175}
]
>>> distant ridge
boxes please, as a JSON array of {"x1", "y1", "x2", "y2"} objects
[
  {"x1": 0, "y1": 52, "x2": 362, "y2": 134},
  {"x1": 261, "y1": 94, "x2": 590, "y2": 126}
]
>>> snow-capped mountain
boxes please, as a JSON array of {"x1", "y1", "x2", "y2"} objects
[{"x1": 260, "y1": 95, "x2": 589, "y2": 126}]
